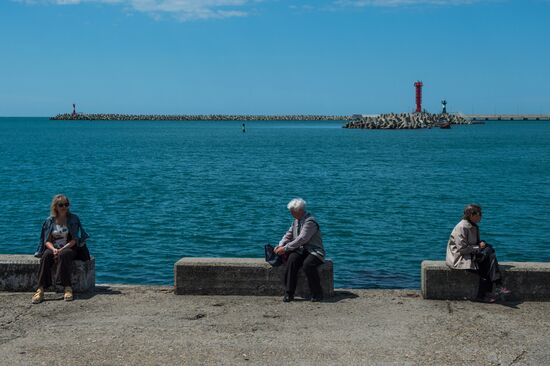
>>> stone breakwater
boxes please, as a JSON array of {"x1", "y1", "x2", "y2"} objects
[
  {"x1": 50, "y1": 114, "x2": 350, "y2": 121},
  {"x1": 343, "y1": 113, "x2": 470, "y2": 129}
]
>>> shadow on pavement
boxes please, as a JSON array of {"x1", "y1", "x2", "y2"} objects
[
  {"x1": 76, "y1": 285, "x2": 123, "y2": 300},
  {"x1": 322, "y1": 290, "x2": 359, "y2": 303}
]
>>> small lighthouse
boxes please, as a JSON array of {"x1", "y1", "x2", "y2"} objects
[{"x1": 414, "y1": 81, "x2": 423, "y2": 113}]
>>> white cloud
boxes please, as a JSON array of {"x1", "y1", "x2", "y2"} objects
[
  {"x1": 14, "y1": 0, "x2": 490, "y2": 20},
  {"x1": 335, "y1": 0, "x2": 479, "y2": 6},
  {"x1": 15, "y1": 0, "x2": 255, "y2": 20}
]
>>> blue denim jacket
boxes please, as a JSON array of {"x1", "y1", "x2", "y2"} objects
[{"x1": 34, "y1": 213, "x2": 90, "y2": 257}]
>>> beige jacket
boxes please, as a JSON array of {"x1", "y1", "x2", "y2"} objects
[{"x1": 446, "y1": 219, "x2": 481, "y2": 270}]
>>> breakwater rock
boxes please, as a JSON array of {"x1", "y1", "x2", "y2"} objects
[
  {"x1": 50, "y1": 114, "x2": 350, "y2": 121},
  {"x1": 343, "y1": 113, "x2": 470, "y2": 130}
]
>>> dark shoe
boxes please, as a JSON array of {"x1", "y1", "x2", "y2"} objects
[
  {"x1": 311, "y1": 295, "x2": 323, "y2": 303},
  {"x1": 283, "y1": 294, "x2": 294, "y2": 303}
]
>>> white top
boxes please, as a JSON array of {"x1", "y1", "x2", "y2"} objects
[{"x1": 52, "y1": 223, "x2": 69, "y2": 249}]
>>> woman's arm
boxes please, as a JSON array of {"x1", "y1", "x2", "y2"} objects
[
  {"x1": 45, "y1": 234, "x2": 58, "y2": 254},
  {"x1": 60, "y1": 239, "x2": 77, "y2": 250},
  {"x1": 455, "y1": 226, "x2": 480, "y2": 255},
  {"x1": 68, "y1": 214, "x2": 89, "y2": 247},
  {"x1": 275, "y1": 224, "x2": 294, "y2": 255},
  {"x1": 278, "y1": 224, "x2": 294, "y2": 247},
  {"x1": 60, "y1": 229, "x2": 77, "y2": 251},
  {"x1": 45, "y1": 241, "x2": 56, "y2": 251}
]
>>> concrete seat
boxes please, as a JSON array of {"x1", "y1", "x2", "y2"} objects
[
  {"x1": 0, "y1": 254, "x2": 95, "y2": 292},
  {"x1": 174, "y1": 257, "x2": 334, "y2": 297},
  {"x1": 421, "y1": 260, "x2": 550, "y2": 301}
]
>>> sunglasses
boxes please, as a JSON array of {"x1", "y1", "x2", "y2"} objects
[{"x1": 57, "y1": 202, "x2": 70, "y2": 208}]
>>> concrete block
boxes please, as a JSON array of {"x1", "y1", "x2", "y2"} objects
[
  {"x1": 0, "y1": 254, "x2": 95, "y2": 292},
  {"x1": 174, "y1": 257, "x2": 334, "y2": 297},
  {"x1": 422, "y1": 260, "x2": 550, "y2": 301}
]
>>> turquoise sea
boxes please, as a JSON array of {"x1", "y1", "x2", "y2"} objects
[{"x1": 1, "y1": 118, "x2": 549, "y2": 288}]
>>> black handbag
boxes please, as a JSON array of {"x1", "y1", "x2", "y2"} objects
[
  {"x1": 74, "y1": 242, "x2": 91, "y2": 261},
  {"x1": 264, "y1": 244, "x2": 283, "y2": 267},
  {"x1": 474, "y1": 244, "x2": 493, "y2": 263}
]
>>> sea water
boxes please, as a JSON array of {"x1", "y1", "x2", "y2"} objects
[{"x1": 1, "y1": 118, "x2": 548, "y2": 288}]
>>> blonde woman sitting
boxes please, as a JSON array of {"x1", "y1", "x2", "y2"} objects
[{"x1": 32, "y1": 194, "x2": 90, "y2": 304}]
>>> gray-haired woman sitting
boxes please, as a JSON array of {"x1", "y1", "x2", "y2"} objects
[
  {"x1": 274, "y1": 198, "x2": 325, "y2": 302},
  {"x1": 446, "y1": 204, "x2": 511, "y2": 302}
]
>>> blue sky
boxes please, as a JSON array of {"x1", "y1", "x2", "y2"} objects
[{"x1": 1, "y1": 0, "x2": 549, "y2": 116}]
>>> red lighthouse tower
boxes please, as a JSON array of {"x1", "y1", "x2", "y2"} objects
[{"x1": 414, "y1": 81, "x2": 423, "y2": 113}]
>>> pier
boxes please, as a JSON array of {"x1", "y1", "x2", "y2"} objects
[{"x1": 466, "y1": 114, "x2": 550, "y2": 121}]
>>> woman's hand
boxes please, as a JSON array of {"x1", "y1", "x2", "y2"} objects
[
  {"x1": 52, "y1": 248, "x2": 59, "y2": 256},
  {"x1": 274, "y1": 246, "x2": 285, "y2": 255}
]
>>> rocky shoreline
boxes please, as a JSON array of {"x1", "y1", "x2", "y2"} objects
[
  {"x1": 50, "y1": 113, "x2": 350, "y2": 121},
  {"x1": 344, "y1": 112, "x2": 470, "y2": 129}
]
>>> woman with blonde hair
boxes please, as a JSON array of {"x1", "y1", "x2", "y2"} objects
[{"x1": 32, "y1": 194, "x2": 90, "y2": 304}]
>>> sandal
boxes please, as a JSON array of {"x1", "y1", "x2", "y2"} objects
[
  {"x1": 32, "y1": 287, "x2": 44, "y2": 304},
  {"x1": 64, "y1": 287, "x2": 73, "y2": 302}
]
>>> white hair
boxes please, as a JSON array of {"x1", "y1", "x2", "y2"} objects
[{"x1": 287, "y1": 198, "x2": 306, "y2": 212}]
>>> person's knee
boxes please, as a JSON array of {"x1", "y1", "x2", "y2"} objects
[
  {"x1": 286, "y1": 253, "x2": 301, "y2": 264},
  {"x1": 303, "y1": 260, "x2": 320, "y2": 273},
  {"x1": 58, "y1": 250, "x2": 73, "y2": 261},
  {"x1": 41, "y1": 250, "x2": 54, "y2": 261}
]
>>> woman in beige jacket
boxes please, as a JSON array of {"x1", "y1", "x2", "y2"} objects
[{"x1": 446, "y1": 204, "x2": 510, "y2": 302}]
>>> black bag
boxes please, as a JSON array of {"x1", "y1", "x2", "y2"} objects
[
  {"x1": 473, "y1": 244, "x2": 493, "y2": 263},
  {"x1": 264, "y1": 244, "x2": 283, "y2": 267},
  {"x1": 74, "y1": 242, "x2": 91, "y2": 261}
]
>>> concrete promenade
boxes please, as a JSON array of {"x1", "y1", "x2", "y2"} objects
[{"x1": 1, "y1": 286, "x2": 549, "y2": 365}]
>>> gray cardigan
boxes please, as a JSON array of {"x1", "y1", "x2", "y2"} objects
[{"x1": 278, "y1": 212, "x2": 325, "y2": 260}]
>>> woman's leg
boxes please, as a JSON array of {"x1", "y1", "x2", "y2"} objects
[
  {"x1": 303, "y1": 254, "x2": 323, "y2": 299},
  {"x1": 476, "y1": 273, "x2": 493, "y2": 298},
  {"x1": 480, "y1": 246, "x2": 502, "y2": 287},
  {"x1": 37, "y1": 249, "x2": 55, "y2": 289},
  {"x1": 284, "y1": 251, "x2": 306, "y2": 298},
  {"x1": 56, "y1": 248, "x2": 76, "y2": 287}
]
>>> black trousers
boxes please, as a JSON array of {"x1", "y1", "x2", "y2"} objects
[
  {"x1": 473, "y1": 245, "x2": 502, "y2": 297},
  {"x1": 37, "y1": 248, "x2": 76, "y2": 288},
  {"x1": 284, "y1": 251, "x2": 323, "y2": 298}
]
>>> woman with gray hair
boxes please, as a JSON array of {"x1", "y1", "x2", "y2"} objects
[
  {"x1": 274, "y1": 198, "x2": 325, "y2": 302},
  {"x1": 446, "y1": 204, "x2": 510, "y2": 302}
]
